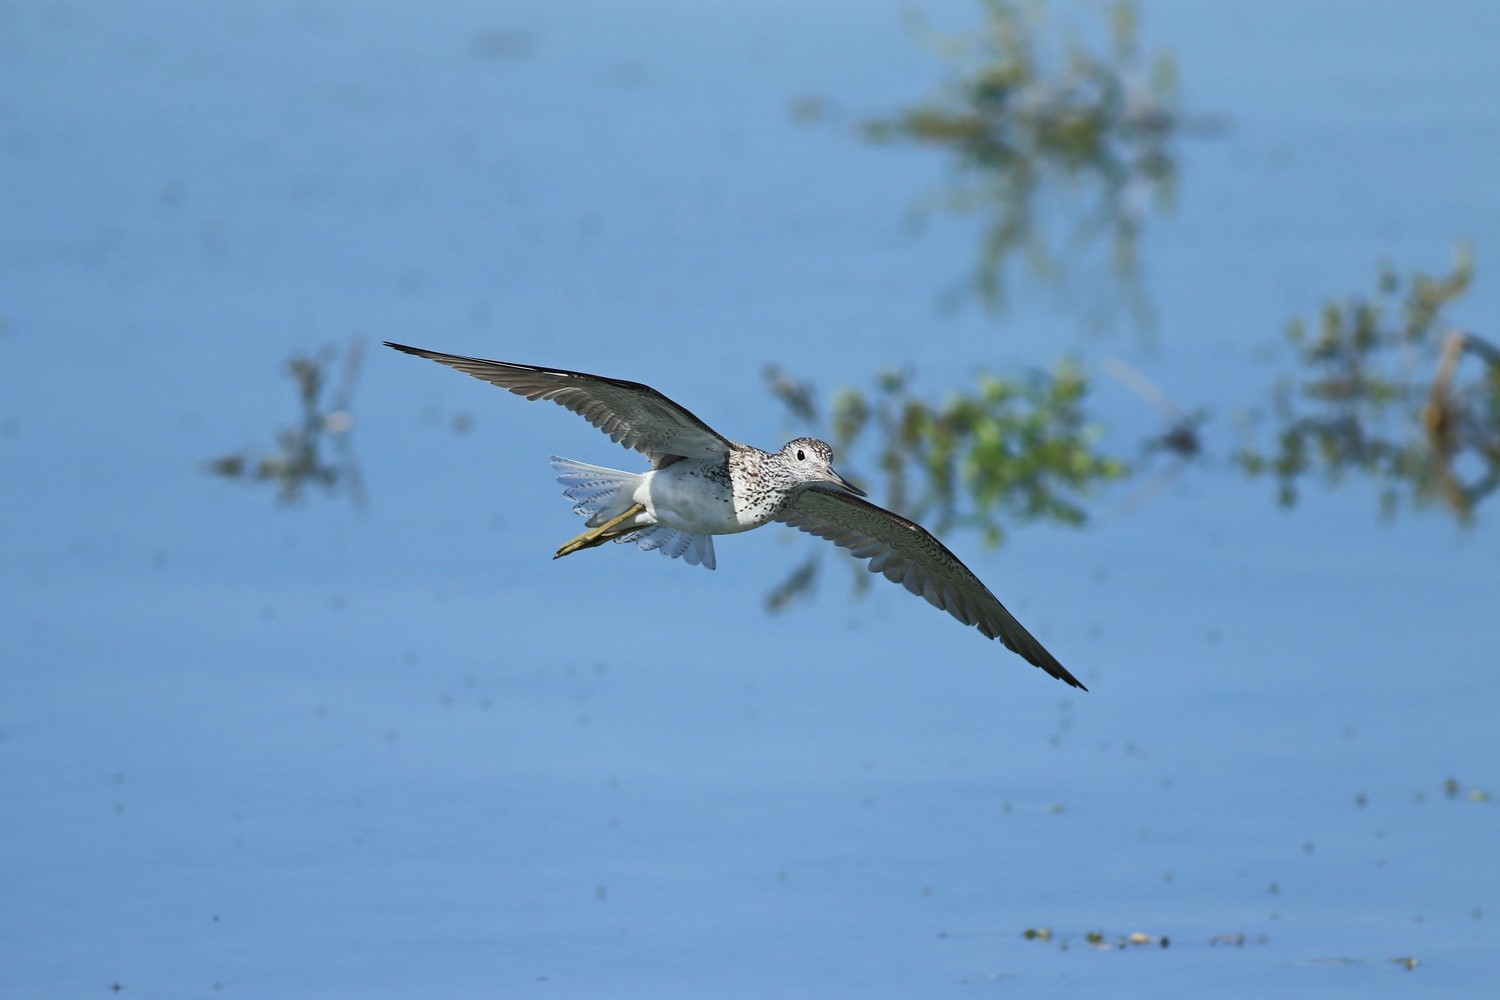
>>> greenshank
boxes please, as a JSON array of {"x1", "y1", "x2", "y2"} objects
[{"x1": 387, "y1": 342, "x2": 1084, "y2": 690}]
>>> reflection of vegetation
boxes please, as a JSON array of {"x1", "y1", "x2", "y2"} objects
[
  {"x1": 1237, "y1": 247, "x2": 1500, "y2": 520},
  {"x1": 208, "y1": 342, "x2": 366, "y2": 505},
  {"x1": 763, "y1": 250, "x2": 1495, "y2": 609},
  {"x1": 1103, "y1": 357, "x2": 1206, "y2": 512},
  {"x1": 1105, "y1": 358, "x2": 1203, "y2": 461},
  {"x1": 864, "y1": 0, "x2": 1199, "y2": 330},
  {"x1": 765, "y1": 361, "x2": 1126, "y2": 608}
]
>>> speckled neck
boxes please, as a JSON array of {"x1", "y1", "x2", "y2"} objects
[{"x1": 728, "y1": 445, "x2": 806, "y2": 523}]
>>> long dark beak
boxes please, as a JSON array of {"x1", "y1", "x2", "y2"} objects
[{"x1": 829, "y1": 469, "x2": 867, "y2": 497}]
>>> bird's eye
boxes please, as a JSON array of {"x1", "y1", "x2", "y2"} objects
[{"x1": 796, "y1": 449, "x2": 806, "y2": 461}]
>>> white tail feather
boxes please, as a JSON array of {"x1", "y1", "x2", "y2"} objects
[
  {"x1": 550, "y1": 456, "x2": 643, "y2": 526},
  {"x1": 550, "y1": 456, "x2": 716, "y2": 570}
]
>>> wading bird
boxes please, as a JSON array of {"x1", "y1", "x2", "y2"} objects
[{"x1": 387, "y1": 342, "x2": 1084, "y2": 689}]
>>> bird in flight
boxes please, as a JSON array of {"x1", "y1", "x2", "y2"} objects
[{"x1": 387, "y1": 343, "x2": 1084, "y2": 689}]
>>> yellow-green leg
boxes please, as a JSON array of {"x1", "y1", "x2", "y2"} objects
[{"x1": 554, "y1": 503, "x2": 648, "y2": 560}]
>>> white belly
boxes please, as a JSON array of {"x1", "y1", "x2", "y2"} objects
[{"x1": 633, "y1": 461, "x2": 763, "y2": 535}]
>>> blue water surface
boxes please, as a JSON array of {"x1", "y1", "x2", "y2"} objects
[{"x1": 3, "y1": 1, "x2": 1498, "y2": 997}]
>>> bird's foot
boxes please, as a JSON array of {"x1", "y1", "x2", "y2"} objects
[{"x1": 554, "y1": 503, "x2": 647, "y2": 559}]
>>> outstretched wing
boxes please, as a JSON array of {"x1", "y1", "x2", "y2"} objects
[
  {"x1": 385, "y1": 343, "x2": 733, "y2": 466},
  {"x1": 778, "y1": 486, "x2": 1085, "y2": 690}
]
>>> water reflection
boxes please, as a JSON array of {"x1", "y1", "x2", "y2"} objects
[
  {"x1": 859, "y1": 0, "x2": 1204, "y2": 332},
  {"x1": 764, "y1": 360, "x2": 1127, "y2": 607},
  {"x1": 1103, "y1": 358, "x2": 1205, "y2": 514},
  {"x1": 1236, "y1": 248, "x2": 1499, "y2": 521},
  {"x1": 208, "y1": 342, "x2": 366, "y2": 505},
  {"x1": 1105, "y1": 358, "x2": 1204, "y2": 462},
  {"x1": 765, "y1": 249, "x2": 1496, "y2": 607}
]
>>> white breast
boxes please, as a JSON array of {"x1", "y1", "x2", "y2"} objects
[{"x1": 634, "y1": 461, "x2": 761, "y2": 535}]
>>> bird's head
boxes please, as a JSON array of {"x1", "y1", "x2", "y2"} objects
[{"x1": 776, "y1": 438, "x2": 866, "y2": 497}]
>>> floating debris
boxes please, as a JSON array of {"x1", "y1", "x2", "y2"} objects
[
  {"x1": 1439, "y1": 776, "x2": 1493, "y2": 802},
  {"x1": 1025, "y1": 927, "x2": 1168, "y2": 950},
  {"x1": 1307, "y1": 954, "x2": 1419, "y2": 971}
]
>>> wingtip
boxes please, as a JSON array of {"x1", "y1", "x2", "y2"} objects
[{"x1": 1047, "y1": 662, "x2": 1088, "y2": 691}]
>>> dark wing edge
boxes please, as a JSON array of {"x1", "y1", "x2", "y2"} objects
[
  {"x1": 384, "y1": 342, "x2": 733, "y2": 464},
  {"x1": 778, "y1": 486, "x2": 1087, "y2": 690}
]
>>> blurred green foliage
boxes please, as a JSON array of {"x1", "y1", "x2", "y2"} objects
[
  {"x1": 864, "y1": 0, "x2": 1196, "y2": 331},
  {"x1": 762, "y1": 247, "x2": 1496, "y2": 612},
  {"x1": 765, "y1": 360, "x2": 1127, "y2": 608},
  {"x1": 1237, "y1": 246, "x2": 1500, "y2": 520}
]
